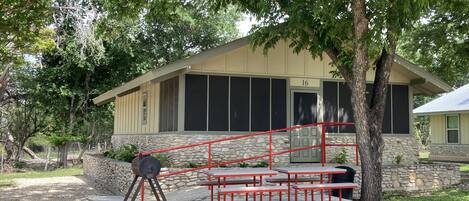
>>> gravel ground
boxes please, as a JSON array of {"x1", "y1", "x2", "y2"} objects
[{"x1": 0, "y1": 176, "x2": 110, "y2": 201}]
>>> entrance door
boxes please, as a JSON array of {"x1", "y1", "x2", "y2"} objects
[{"x1": 290, "y1": 91, "x2": 321, "y2": 163}]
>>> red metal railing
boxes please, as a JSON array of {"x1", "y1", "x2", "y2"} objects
[{"x1": 137, "y1": 122, "x2": 359, "y2": 177}]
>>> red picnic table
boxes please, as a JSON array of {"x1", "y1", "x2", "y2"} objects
[
  {"x1": 273, "y1": 167, "x2": 347, "y2": 201},
  {"x1": 205, "y1": 168, "x2": 278, "y2": 201}
]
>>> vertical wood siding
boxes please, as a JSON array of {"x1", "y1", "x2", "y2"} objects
[
  {"x1": 114, "y1": 82, "x2": 160, "y2": 134},
  {"x1": 430, "y1": 115, "x2": 445, "y2": 144}
]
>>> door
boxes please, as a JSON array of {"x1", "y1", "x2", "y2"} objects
[{"x1": 290, "y1": 91, "x2": 321, "y2": 163}]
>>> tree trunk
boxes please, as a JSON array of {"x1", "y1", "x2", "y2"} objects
[
  {"x1": 58, "y1": 143, "x2": 69, "y2": 167},
  {"x1": 23, "y1": 147, "x2": 40, "y2": 159}
]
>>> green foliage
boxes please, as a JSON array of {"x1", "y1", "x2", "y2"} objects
[
  {"x1": 398, "y1": 1, "x2": 469, "y2": 88},
  {"x1": 394, "y1": 154, "x2": 404, "y2": 165},
  {"x1": 114, "y1": 144, "x2": 138, "y2": 163},
  {"x1": 333, "y1": 149, "x2": 349, "y2": 164},
  {"x1": 238, "y1": 162, "x2": 249, "y2": 168},
  {"x1": 384, "y1": 188, "x2": 469, "y2": 201},
  {"x1": 104, "y1": 144, "x2": 138, "y2": 163},
  {"x1": 13, "y1": 161, "x2": 27, "y2": 169},
  {"x1": 252, "y1": 161, "x2": 268, "y2": 168},
  {"x1": 47, "y1": 133, "x2": 79, "y2": 147},
  {"x1": 186, "y1": 163, "x2": 201, "y2": 168},
  {"x1": 152, "y1": 153, "x2": 172, "y2": 167}
]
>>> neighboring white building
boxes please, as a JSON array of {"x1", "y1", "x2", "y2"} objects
[{"x1": 414, "y1": 83, "x2": 469, "y2": 162}]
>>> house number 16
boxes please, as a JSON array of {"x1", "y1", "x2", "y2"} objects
[{"x1": 302, "y1": 80, "x2": 310, "y2": 86}]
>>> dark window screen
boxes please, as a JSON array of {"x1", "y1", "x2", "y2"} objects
[
  {"x1": 293, "y1": 92, "x2": 317, "y2": 125},
  {"x1": 184, "y1": 74, "x2": 207, "y2": 131},
  {"x1": 230, "y1": 77, "x2": 250, "y2": 131},
  {"x1": 251, "y1": 78, "x2": 270, "y2": 131},
  {"x1": 208, "y1": 76, "x2": 229, "y2": 131},
  {"x1": 383, "y1": 86, "x2": 392, "y2": 133},
  {"x1": 159, "y1": 76, "x2": 179, "y2": 132},
  {"x1": 271, "y1": 79, "x2": 287, "y2": 130},
  {"x1": 323, "y1": 81, "x2": 338, "y2": 133},
  {"x1": 392, "y1": 85, "x2": 409, "y2": 134},
  {"x1": 338, "y1": 82, "x2": 355, "y2": 133}
]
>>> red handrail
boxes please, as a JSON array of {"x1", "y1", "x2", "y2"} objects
[{"x1": 137, "y1": 122, "x2": 358, "y2": 177}]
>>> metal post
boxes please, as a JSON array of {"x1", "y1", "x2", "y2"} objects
[
  {"x1": 268, "y1": 132, "x2": 273, "y2": 170},
  {"x1": 141, "y1": 179, "x2": 145, "y2": 201},
  {"x1": 321, "y1": 126, "x2": 326, "y2": 166}
]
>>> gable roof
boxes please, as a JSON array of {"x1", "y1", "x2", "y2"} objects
[
  {"x1": 93, "y1": 36, "x2": 451, "y2": 105},
  {"x1": 414, "y1": 83, "x2": 469, "y2": 115}
]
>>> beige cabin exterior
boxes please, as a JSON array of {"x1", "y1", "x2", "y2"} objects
[{"x1": 95, "y1": 37, "x2": 450, "y2": 165}]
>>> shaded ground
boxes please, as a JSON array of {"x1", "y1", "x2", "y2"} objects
[{"x1": 0, "y1": 176, "x2": 110, "y2": 201}]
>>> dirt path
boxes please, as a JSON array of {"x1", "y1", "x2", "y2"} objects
[{"x1": 0, "y1": 176, "x2": 110, "y2": 201}]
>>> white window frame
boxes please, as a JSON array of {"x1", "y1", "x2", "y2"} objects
[
  {"x1": 141, "y1": 91, "x2": 148, "y2": 125},
  {"x1": 446, "y1": 114, "x2": 460, "y2": 144}
]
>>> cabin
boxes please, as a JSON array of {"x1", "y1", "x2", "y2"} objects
[
  {"x1": 93, "y1": 37, "x2": 451, "y2": 165},
  {"x1": 414, "y1": 83, "x2": 469, "y2": 162}
]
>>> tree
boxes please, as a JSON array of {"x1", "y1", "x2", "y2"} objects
[
  {"x1": 213, "y1": 0, "x2": 428, "y2": 200},
  {"x1": 0, "y1": 0, "x2": 52, "y2": 102},
  {"x1": 399, "y1": 1, "x2": 469, "y2": 89},
  {"x1": 33, "y1": 0, "x2": 241, "y2": 166}
]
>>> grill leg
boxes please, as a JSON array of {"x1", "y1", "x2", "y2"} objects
[
  {"x1": 124, "y1": 175, "x2": 139, "y2": 201},
  {"x1": 154, "y1": 179, "x2": 167, "y2": 201},
  {"x1": 147, "y1": 178, "x2": 161, "y2": 201},
  {"x1": 304, "y1": 190, "x2": 307, "y2": 201},
  {"x1": 131, "y1": 177, "x2": 145, "y2": 201}
]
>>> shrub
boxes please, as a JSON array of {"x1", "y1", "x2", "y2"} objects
[
  {"x1": 252, "y1": 161, "x2": 269, "y2": 168},
  {"x1": 14, "y1": 161, "x2": 27, "y2": 169},
  {"x1": 151, "y1": 153, "x2": 172, "y2": 167},
  {"x1": 239, "y1": 162, "x2": 249, "y2": 168},
  {"x1": 394, "y1": 154, "x2": 404, "y2": 165},
  {"x1": 114, "y1": 144, "x2": 138, "y2": 162},
  {"x1": 333, "y1": 149, "x2": 349, "y2": 164}
]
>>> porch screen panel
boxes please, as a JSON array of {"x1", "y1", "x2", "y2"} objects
[
  {"x1": 271, "y1": 79, "x2": 287, "y2": 130},
  {"x1": 230, "y1": 77, "x2": 250, "y2": 131},
  {"x1": 208, "y1": 76, "x2": 229, "y2": 131},
  {"x1": 366, "y1": 84, "x2": 392, "y2": 133},
  {"x1": 392, "y1": 85, "x2": 409, "y2": 134},
  {"x1": 159, "y1": 76, "x2": 179, "y2": 132},
  {"x1": 338, "y1": 82, "x2": 355, "y2": 133},
  {"x1": 382, "y1": 86, "x2": 392, "y2": 133},
  {"x1": 323, "y1": 81, "x2": 338, "y2": 133},
  {"x1": 184, "y1": 74, "x2": 207, "y2": 131},
  {"x1": 251, "y1": 78, "x2": 270, "y2": 131}
]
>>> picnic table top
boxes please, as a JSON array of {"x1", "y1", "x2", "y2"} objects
[
  {"x1": 205, "y1": 168, "x2": 278, "y2": 177},
  {"x1": 273, "y1": 167, "x2": 347, "y2": 174}
]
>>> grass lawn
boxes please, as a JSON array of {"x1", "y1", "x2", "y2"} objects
[
  {"x1": 0, "y1": 166, "x2": 83, "y2": 188},
  {"x1": 385, "y1": 188, "x2": 469, "y2": 201}
]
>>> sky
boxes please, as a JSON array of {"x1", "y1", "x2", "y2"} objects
[{"x1": 236, "y1": 14, "x2": 257, "y2": 36}]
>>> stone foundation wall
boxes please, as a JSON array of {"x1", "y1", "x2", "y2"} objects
[
  {"x1": 111, "y1": 133, "x2": 419, "y2": 166},
  {"x1": 83, "y1": 154, "x2": 460, "y2": 198},
  {"x1": 429, "y1": 144, "x2": 469, "y2": 162},
  {"x1": 83, "y1": 154, "x2": 207, "y2": 195}
]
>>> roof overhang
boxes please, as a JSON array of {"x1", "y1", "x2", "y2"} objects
[
  {"x1": 414, "y1": 110, "x2": 469, "y2": 116},
  {"x1": 93, "y1": 36, "x2": 451, "y2": 105},
  {"x1": 394, "y1": 55, "x2": 452, "y2": 95},
  {"x1": 93, "y1": 37, "x2": 250, "y2": 105}
]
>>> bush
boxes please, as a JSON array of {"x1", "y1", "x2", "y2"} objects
[
  {"x1": 252, "y1": 161, "x2": 268, "y2": 168},
  {"x1": 114, "y1": 144, "x2": 138, "y2": 162},
  {"x1": 239, "y1": 162, "x2": 249, "y2": 168},
  {"x1": 394, "y1": 154, "x2": 404, "y2": 165},
  {"x1": 14, "y1": 161, "x2": 27, "y2": 169},
  {"x1": 152, "y1": 153, "x2": 172, "y2": 167},
  {"x1": 104, "y1": 144, "x2": 138, "y2": 163},
  {"x1": 333, "y1": 149, "x2": 349, "y2": 164}
]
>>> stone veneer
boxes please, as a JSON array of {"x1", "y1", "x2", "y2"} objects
[
  {"x1": 83, "y1": 154, "x2": 460, "y2": 199},
  {"x1": 429, "y1": 144, "x2": 469, "y2": 162},
  {"x1": 111, "y1": 133, "x2": 419, "y2": 166}
]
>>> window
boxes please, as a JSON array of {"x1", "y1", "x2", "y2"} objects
[
  {"x1": 142, "y1": 92, "x2": 148, "y2": 125},
  {"x1": 160, "y1": 76, "x2": 179, "y2": 132},
  {"x1": 184, "y1": 75, "x2": 287, "y2": 132},
  {"x1": 208, "y1": 76, "x2": 229, "y2": 131},
  {"x1": 446, "y1": 115, "x2": 459, "y2": 144},
  {"x1": 184, "y1": 74, "x2": 207, "y2": 131},
  {"x1": 322, "y1": 81, "x2": 408, "y2": 134},
  {"x1": 230, "y1": 77, "x2": 250, "y2": 131}
]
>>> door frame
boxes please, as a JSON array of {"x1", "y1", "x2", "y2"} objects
[{"x1": 289, "y1": 89, "x2": 321, "y2": 163}]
